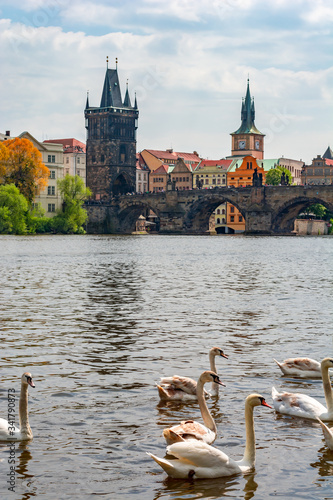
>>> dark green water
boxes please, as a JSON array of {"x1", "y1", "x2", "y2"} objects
[{"x1": 0, "y1": 234, "x2": 332, "y2": 499}]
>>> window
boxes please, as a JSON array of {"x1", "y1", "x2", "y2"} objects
[
  {"x1": 48, "y1": 186, "x2": 55, "y2": 196},
  {"x1": 48, "y1": 204, "x2": 55, "y2": 212},
  {"x1": 217, "y1": 209, "x2": 220, "y2": 214},
  {"x1": 222, "y1": 218, "x2": 225, "y2": 223},
  {"x1": 205, "y1": 179, "x2": 209, "y2": 184},
  {"x1": 49, "y1": 171, "x2": 56, "y2": 179},
  {"x1": 48, "y1": 155, "x2": 55, "y2": 163},
  {"x1": 217, "y1": 218, "x2": 220, "y2": 224},
  {"x1": 77, "y1": 157, "x2": 80, "y2": 164},
  {"x1": 101, "y1": 154, "x2": 105, "y2": 162},
  {"x1": 239, "y1": 216, "x2": 243, "y2": 222},
  {"x1": 222, "y1": 209, "x2": 225, "y2": 214},
  {"x1": 230, "y1": 216, "x2": 234, "y2": 222},
  {"x1": 66, "y1": 157, "x2": 69, "y2": 164},
  {"x1": 120, "y1": 145, "x2": 126, "y2": 163},
  {"x1": 230, "y1": 206, "x2": 235, "y2": 213}
]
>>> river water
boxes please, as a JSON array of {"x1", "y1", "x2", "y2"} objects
[{"x1": 0, "y1": 234, "x2": 332, "y2": 500}]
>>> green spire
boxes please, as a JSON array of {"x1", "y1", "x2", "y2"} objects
[{"x1": 232, "y1": 79, "x2": 264, "y2": 136}]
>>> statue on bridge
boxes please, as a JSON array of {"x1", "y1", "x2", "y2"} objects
[{"x1": 252, "y1": 168, "x2": 262, "y2": 187}]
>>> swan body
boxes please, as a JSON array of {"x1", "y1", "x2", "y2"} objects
[
  {"x1": 163, "y1": 371, "x2": 225, "y2": 445},
  {"x1": 148, "y1": 394, "x2": 272, "y2": 479},
  {"x1": 272, "y1": 357, "x2": 333, "y2": 421},
  {"x1": 274, "y1": 357, "x2": 322, "y2": 378},
  {"x1": 157, "y1": 347, "x2": 228, "y2": 401},
  {"x1": 0, "y1": 373, "x2": 35, "y2": 441},
  {"x1": 316, "y1": 417, "x2": 333, "y2": 450}
]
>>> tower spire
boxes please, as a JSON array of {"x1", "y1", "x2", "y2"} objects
[{"x1": 123, "y1": 79, "x2": 132, "y2": 107}]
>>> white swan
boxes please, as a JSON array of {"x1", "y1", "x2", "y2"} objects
[
  {"x1": 274, "y1": 357, "x2": 322, "y2": 378},
  {"x1": 148, "y1": 394, "x2": 272, "y2": 479},
  {"x1": 162, "y1": 371, "x2": 225, "y2": 446},
  {"x1": 272, "y1": 357, "x2": 333, "y2": 421},
  {"x1": 0, "y1": 373, "x2": 35, "y2": 441},
  {"x1": 157, "y1": 347, "x2": 228, "y2": 400},
  {"x1": 316, "y1": 417, "x2": 333, "y2": 450}
]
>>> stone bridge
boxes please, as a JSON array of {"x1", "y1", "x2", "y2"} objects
[{"x1": 86, "y1": 185, "x2": 333, "y2": 235}]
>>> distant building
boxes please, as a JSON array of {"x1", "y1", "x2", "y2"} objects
[
  {"x1": 140, "y1": 149, "x2": 201, "y2": 173},
  {"x1": 85, "y1": 59, "x2": 138, "y2": 200},
  {"x1": 230, "y1": 80, "x2": 265, "y2": 160},
  {"x1": 301, "y1": 149, "x2": 333, "y2": 185},
  {"x1": 19, "y1": 131, "x2": 64, "y2": 216},
  {"x1": 44, "y1": 138, "x2": 86, "y2": 186},
  {"x1": 136, "y1": 153, "x2": 149, "y2": 193}
]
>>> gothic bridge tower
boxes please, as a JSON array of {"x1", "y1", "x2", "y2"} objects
[
  {"x1": 85, "y1": 58, "x2": 138, "y2": 200},
  {"x1": 231, "y1": 79, "x2": 264, "y2": 160}
]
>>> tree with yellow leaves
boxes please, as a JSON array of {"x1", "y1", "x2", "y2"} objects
[{"x1": 0, "y1": 138, "x2": 49, "y2": 202}]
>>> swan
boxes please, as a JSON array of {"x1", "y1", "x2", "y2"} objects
[
  {"x1": 272, "y1": 357, "x2": 333, "y2": 421},
  {"x1": 162, "y1": 370, "x2": 225, "y2": 446},
  {"x1": 274, "y1": 357, "x2": 322, "y2": 378},
  {"x1": 148, "y1": 394, "x2": 272, "y2": 479},
  {"x1": 157, "y1": 347, "x2": 228, "y2": 400},
  {"x1": 316, "y1": 417, "x2": 333, "y2": 450},
  {"x1": 0, "y1": 373, "x2": 35, "y2": 441}
]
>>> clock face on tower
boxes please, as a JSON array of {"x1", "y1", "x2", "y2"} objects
[
  {"x1": 255, "y1": 140, "x2": 260, "y2": 150},
  {"x1": 238, "y1": 140, "x2": 245, "y2": 150}
]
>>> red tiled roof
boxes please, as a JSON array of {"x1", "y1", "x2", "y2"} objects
[
  {"x1": 325, "y1": 159, "x2": 333, "y2": 166},
  {"x1": 196, "y1": 159, "x2": 232, "y2": 170},
  {"x1": 144, "y1": 149, "x2": 200, "y2": 163},
  {"x1": 152, "y1": 164, "x2": 168, "y2": 174},
  {"x1": 44, "y1": 138, "x2": 86, "y2": 153}
]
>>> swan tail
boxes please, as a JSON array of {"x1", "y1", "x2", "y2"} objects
[
  {"x1": 272, "y1": 386, "x2": 279, "y2": 398},
  {"x1": 316, "y1": 417, "x2": 333, "y2": 448},
  {"x1": 156, "y1": 384, "x2": 169, "y2": 400},
  {"x1": 147, "y1": 452, "x2": 175, "y2": 475},
  {"x1": 163, "y1": 429, "x2": 185, "y2": 445},
  {"x1": 273, "y1": 359, "x2": 282, "y2": 369}
]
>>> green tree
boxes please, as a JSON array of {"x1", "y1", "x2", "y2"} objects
[
  {"x1": 265, "y1": 166, "x2": 292, "y2": 186},
  {"x1": 302, "y1": 204, "x2": 327, "y2": 219},
  {"x1": 53, "y1": 175, "x2": 91, "y2": 234},
  {"x1": 0, "y1": 184, "x2": 28, "y2": 234}
]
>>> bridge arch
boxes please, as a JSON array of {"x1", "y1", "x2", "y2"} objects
[
  {"x1": 116, "y1": 198, "x2": 161, "y2": 233},
  {"x1": 271, "y1": 195, "x2": 333, "y2": 233},
  {"x1": 183, "y1": 192, "x2": 246, "y2": 233}
]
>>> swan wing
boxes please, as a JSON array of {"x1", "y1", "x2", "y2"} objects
[
  {"x1": 169, "y1": 421, "x2": 215, "y2": 443},
  {"x1": 272, "y1": 387, "x2": 327, "y2": 419},
  {"x1": 160, "y1": 376, "x2": 197, "y2": 395},
  {"x1": 0, "y1": 418, "x2": 21, "y2": 440},
  {"x1": 167, "y1": 441, "x2": 230, "y2": 468}
]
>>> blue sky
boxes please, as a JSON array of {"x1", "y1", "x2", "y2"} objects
[{"x1": 0, "y1": 0, "x2": 332, "y2": 163}]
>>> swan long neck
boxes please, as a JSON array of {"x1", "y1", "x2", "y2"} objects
[
  {"x1": 209, "y1": 351, "x2": 219, "y2": 394},
  {"x1": 242, "y1": 402, "x2": 256, "y2": 467},
  {"x1": 322, "y1": 363, "x2": 333, "y2": 411},
  {"x1": 19, "y1": 383, "x2": 32, "y2": 439},
  {"x1": 197, "y1": 378, "x2": 216, "y2": 433}
]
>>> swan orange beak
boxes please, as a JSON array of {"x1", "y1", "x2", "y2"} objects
[
  {"x1": 28, "y1": 378, "x2": 35, "y2": 388},
  {"x1": 219, "y1": 351, "x2": 228, "y2": 359},
  {"x1": 261, "y1": 400, "x2": 272, "y2": 408}
]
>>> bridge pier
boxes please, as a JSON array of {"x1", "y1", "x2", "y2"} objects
[{"x1": 245, "y1": 210, "x2": 273, "y2": 234}]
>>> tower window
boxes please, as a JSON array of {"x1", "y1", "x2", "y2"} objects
[{"x1": 120, "y1": 145, "x2": 126, "y2": 163}]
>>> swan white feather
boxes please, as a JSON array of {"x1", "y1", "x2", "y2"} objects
[
  {"x1": 272, "y1": 357, "x2": 333, "y2": 421},
  {"x1": 148, "y1": 394, "x2": 272, "y2": 479},
  {"x1": 157, "y1": 347, "x2": 228, "y2": 400},
  {"x1": 274, "y1": 357, "x2": 322, "y2": 378},
  {"x1": 0, "y1": 372, "x2": 35, "y2": 441}
]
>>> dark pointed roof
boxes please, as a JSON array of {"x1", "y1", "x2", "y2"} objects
[
  {"x1": 123, "y1": 81, "x2": 131, "y2": 108},
  {"x1": 231, "y1": 79, "x2": 264, "y2": 136},
  {"x1": 323, "y1": 146, "x2": 333, "y2": 159},
  {"x1": 85, "y1": 92, "x2": 90, "y2": 110},
  {"x1": 100, "y1": 68, "x2": 123, "y2": 108},
  {"x1": 134, "y1": 92, "x2": 138, "y2": 110}
]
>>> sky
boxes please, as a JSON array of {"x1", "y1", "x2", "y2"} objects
[{"x1": 0, "y1": 0, "x2": 332, "y2": 164}]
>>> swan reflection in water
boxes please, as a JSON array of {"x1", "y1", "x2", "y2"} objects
[
  {"x1": 150, "y1": 472, "x2": 258, "y2": 500},
  {"x1": 311, "y1": 446, "x2": 333, "y2": 478}
]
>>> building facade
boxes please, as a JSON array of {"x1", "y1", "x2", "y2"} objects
[
  {"x1": 85, "y1": 61, "x2": 138, "y2": 200},
  {"x1": 301, "y1": 150, "x2": 333, "y2": 185},
  {"x1": 19, "y1": 131, "x2": 64, "y2": 216},
  {"x1": 44, "y1": 138, "x2": 86, "y2": 185}
]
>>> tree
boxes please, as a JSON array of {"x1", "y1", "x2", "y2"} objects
[
  {"x1": 0, "y1": 184, "x2": 28, "y2": 234},
  {"x1": 265, "y1": 166, "x2": 292, "y2": 186},
  {"x1": 53, "y1": 175, "x2": 92, "y2": 233},
  {"x1": 0, "y1": 137, "x2": 49, "y2": 202}
]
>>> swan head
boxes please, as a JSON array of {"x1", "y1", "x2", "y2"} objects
[
  {"x1": 21, "y1": 372, "x2": 35, "y2": 388},
  {"x1": 321, "y1": 358, "x2": 333, "y2": 369},
  {"x1": 211, "y1": 347, "x2": 228, "y2": 359},
  {"x1": 246, "y1": 394, "x2": 272, "y2": 409},
  {"x1": 199, "y1": 370, "x2": 226, "y2": 387}
]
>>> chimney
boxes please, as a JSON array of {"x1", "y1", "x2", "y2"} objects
[{"x1": 5, "y1": 131, "x2": 10, "y2": 136}]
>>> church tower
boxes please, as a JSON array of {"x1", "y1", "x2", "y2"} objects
[
  {"x1": 230, "y1": 80, "x2": 264, "y2": 160},
  {"x1": 85, "y1": 58, "x2": 139, "y2": 200}
]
